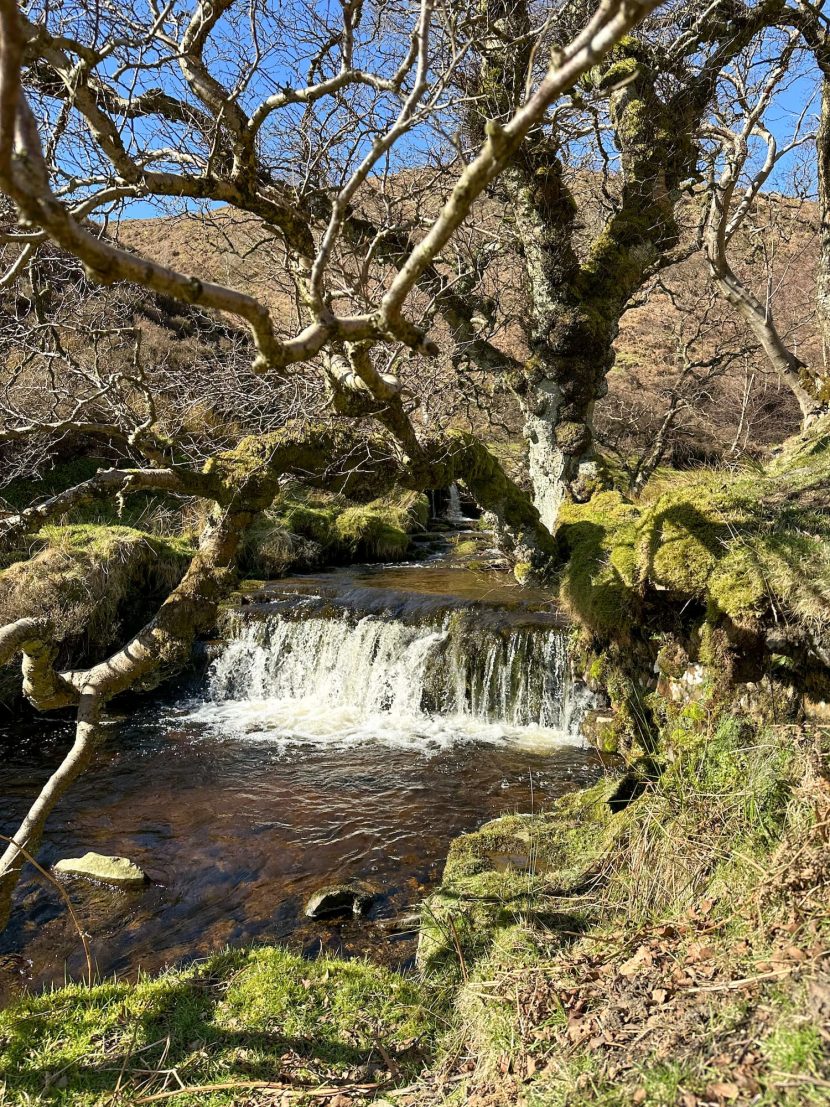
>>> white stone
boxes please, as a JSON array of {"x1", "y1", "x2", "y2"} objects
[{"x1": 53, "y1": 851, "x2": 146, "y2": 887}]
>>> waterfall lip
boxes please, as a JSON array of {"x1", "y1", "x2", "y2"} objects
[
  {"x1": 237, "y1": 594, "x2": 565, "y2": 630},
  {"x1": 203, "y1": 554, "x2": 594, "y2": 753},
  {"x1": 202, "y1": 599, "x2": 592, "y2": 752},
  {"x1": 235, "y1": 564, "x2": 570, "y2": 631}
]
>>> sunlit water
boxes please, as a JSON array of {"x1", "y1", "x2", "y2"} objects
[{"x1": 0, "y1": 557, "x2": 608, "y2": 1003}]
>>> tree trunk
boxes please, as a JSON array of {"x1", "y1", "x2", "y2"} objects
[
  {"x1": 818, "y1": 77, "x2": 830, "y2": 362},
  {"x1": 812, "y1": 73, "x2": 830, "y2": 412}
]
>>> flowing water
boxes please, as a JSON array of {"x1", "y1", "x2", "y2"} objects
[{"x1": 0, "y1": 548, "x2": 608, "y2": 1005}]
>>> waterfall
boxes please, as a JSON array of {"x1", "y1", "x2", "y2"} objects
[
  {"x1": 445, "y1": 483, "x2": 465, "y2": 523},
  {"x1": 192, "y1": 612, "x2": 588, "y2": 750}
]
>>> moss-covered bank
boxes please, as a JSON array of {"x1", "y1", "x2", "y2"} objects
[
  {"x1": 240, "y1": 486, "x2": 429, "y2": 577},
  {"x1": 0, "y1": 524, "x2": 193, "y2": 710},
  {"x1": 558, "y1": 418, "x2": 830, "y2": 647},
  {"x1": 418, "y1": 715, "x2": 830, "y2": 1106},
  {"x1": 553, "y1": 419, "x2": 830, "y2": 761}
]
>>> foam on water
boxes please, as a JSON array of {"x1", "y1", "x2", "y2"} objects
[{"x1": 185, "y1": 611, "x2": 591, "y2": 752}]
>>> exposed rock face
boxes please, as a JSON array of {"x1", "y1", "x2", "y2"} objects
[
  {"x1": 658, "y1": 662, "x2": 706, "y2": 705},
  {"x1": 305, "y1": 883, "x2": 374, "y2": 919},
  {"x1": 53, "y1": 852, "x2": 147, "y2": 887}
]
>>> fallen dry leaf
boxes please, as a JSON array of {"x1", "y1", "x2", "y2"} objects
[
  {"x1": 782, "y1": 944, "x2": 809, "y2": 962},
  {"x1": 619, "y1": 947, "x2": 652, "y2": 976},
  {"x1": 706, "y1": 1081, "x2": 740, "y2": 1100}
]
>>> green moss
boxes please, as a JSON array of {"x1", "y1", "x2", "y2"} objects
[
  {"x1": 0, "y1": 524, "x2": 193, "y2": 704},
  {"x1": 557, "y1": 491, "x2": 641, "y2": 635},
  {"x1": 583, "y1": 36, "x2": 642, "y2": 92},
  {"x1": 276, "y1": 499, "x2": 341, "y2": 542},
  {"x1": 440, "y1": 431, "x2": 560, "y2": 566},
  {"x1": 0, "y1": 946, "x2": 433, "y2": 1106},
  {"x1": 245, "y1": 487, "x2": 429, "y2": 576},
  {"x1": 334, "y1": 493, "x2": 426, "y2": 561},
  {"x1": 556, "y1": 419, "x2": 830, "y2": 643},
  {"x1": 514, "y1": 560, "x2": 534, "y2": 584},
  {"x1": 418, "y1": 778, "x2": 629, "y2": 977}
]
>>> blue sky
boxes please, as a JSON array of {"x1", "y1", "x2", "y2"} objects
[{"x1": 50, "y1": 4, "x2": 823, "y2": 224}]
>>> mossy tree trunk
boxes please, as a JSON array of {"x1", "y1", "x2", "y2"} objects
[
  {"x1": 470, "y1": 3, "x2": 789, "y2": 527},
  {"x1": 809, "y1": 67, "x2": 830, "y2": 412}
]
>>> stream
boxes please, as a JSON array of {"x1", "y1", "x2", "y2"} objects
[{"x1": 0, "y1": 529, "x2": 608, "y2": 1004}]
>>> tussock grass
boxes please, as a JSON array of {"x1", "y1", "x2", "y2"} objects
[{"x1": 424, "y1": 720, "x2": 830, "y2": 1106}]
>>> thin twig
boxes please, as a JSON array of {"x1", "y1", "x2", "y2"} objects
[
  {"x1": 772, "y1": 1072, "x2": 830, "y2": 1091},
  {"x1": 684, "y1": 967, "x2": 793, "y2": 994},
  {"x1": 136, "y1": 1078, "x2": 389, "y2": 1103}
]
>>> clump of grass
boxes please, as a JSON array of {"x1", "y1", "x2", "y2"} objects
[
  {"x1": 334, "y1": 492, "x2": 427, "y2": 560},
  {"x1": 597, "y1": 715, "x2": 813, "y2": 926},
  {"x1": 0, "y1": 946, "x2": 435, "y2": 1106}
]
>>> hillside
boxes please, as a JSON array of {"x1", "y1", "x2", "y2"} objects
[{"x1": 115, "y1": 187, "x2": 819, "y2": 472}]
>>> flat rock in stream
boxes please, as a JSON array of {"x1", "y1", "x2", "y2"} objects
[
  {"x1": 53, "y1": 852, "x2": 147, "y2": 888},
  {"x1": 305, "y1": 883, "x2": 375, "y2": 919}
]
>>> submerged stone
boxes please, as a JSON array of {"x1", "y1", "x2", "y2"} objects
[
  {"x1": 53, "y1": 852, "x2": 147, "y2": 887},
  {"x1": 305, "y1": 883, "x2": 375, "y2": 919},
  {"x1": 377, "y1": 911, "x2": 421, "y2": 934}
]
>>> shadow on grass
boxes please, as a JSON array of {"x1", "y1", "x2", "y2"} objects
[{"x1": 0, "y1": 947, "x2": 432, "y2": 1104}]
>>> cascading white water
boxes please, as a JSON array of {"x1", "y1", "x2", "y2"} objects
[
  {"x1": 444, "y1": 482, "x2": 469, "y2": 523},
  {"x1": 189, "y1": 612, "x2": 588, "y2": 751}
]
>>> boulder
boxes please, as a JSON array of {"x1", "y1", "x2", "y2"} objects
[
  {"x1": 305, "y1": 883, "x2": 375, "y2": 920},
  {"x1": 53, "y1": 852, "x2": 147, "y2": 888}
]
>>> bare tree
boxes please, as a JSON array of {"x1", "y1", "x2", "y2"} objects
[
  {"x1": 450, "y1": 0, "x2": 815, "y2": 529},
  {"x1": 597, "y1": 280, "x2": 749, "y2": 489},
  {"x1": 700, "y1": 25, "x2": 829, "y2": 425}
]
